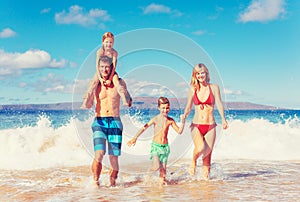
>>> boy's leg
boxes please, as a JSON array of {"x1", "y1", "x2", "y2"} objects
[
  {"x1": 159, "y1": 162, "x2": 167, "y2": 185},
  {"x1": 150, "y1": 156, "x2": 160, "y2": 171}
]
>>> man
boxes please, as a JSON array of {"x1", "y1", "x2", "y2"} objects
[{"x1": 88, "y1": 55, "x2": 131, "y2": 186}]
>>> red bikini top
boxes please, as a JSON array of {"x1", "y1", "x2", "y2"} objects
[{"x1": 193, "y1": 85, "x2": 215, "y2": 106}]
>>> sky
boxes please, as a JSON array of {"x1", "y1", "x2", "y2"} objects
[{"x1": 0, "y1": 0, "x2": 299, "y2": 109}]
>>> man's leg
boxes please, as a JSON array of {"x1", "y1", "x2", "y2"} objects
[
  {"x1": 92, "y1": 150, "x2": 104, "y2": 185},
  {"x1": 109, "y1": 155, "x2": 119, "y2": 186}
]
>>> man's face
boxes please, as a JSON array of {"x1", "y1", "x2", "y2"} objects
[{"x1": 98, "y1": 60, "x2": 111, "y2": 79}]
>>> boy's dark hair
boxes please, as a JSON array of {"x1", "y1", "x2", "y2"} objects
[{"x1": 158, "y1": 97, "x2": 170, "y2": 107}]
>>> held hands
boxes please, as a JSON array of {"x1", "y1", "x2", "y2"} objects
[
  {"x1": 222, "y1": 120, "x2": 229, "y2": 130},
  {"x1": 127, "y1": 138, "x2": 137, "y2": 147},
  {"x1": 180, "y1": 114, "x2": 186, "y2": 123}
]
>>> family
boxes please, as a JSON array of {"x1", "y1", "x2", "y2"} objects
[{"x1": 81, "y1": 32, "x2": 228, "y2": 187}]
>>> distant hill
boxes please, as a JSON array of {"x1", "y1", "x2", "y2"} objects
[{"x1": 0, "y1": 97, "x2": 285, "y2": 110}]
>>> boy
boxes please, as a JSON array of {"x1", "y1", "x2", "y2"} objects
[{"x1": 127, "y1": 97, "x2": 185, "y2": 185}]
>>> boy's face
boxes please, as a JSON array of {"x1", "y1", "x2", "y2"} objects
[{"x1": 158, "y1": 103, "x2": 170, "y2": 117}]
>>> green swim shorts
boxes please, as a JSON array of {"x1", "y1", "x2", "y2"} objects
[{"x1": 150, "y1": 142, "x2": 170, "y2": 163}]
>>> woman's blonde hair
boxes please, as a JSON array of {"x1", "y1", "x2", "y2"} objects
[
  {"x1": 102, "y1": 32, "x2": 114, "y2": 42},
  {"x1": 190, "y1": 63, "x2": 210, "y2": 90}
]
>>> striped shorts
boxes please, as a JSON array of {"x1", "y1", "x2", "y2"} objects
[{"x1": 91, "y1": 117, "x2": 123, "y2": 156}]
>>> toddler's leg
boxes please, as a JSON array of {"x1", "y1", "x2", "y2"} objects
[{"x1": 114, "y1": 75, "x2": 132, "y2": 107}]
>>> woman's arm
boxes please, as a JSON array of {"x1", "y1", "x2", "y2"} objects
[
  {"x1": 181, "y1": 87, "x2": 194, "y2": 121},
  {"x1": 212, "y1": 84, "x2": 228, "y2": 129}
]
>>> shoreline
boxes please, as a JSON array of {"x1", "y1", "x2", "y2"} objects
[{"x1": 0, "y1": 97, "x2": 291, "y2": 111}]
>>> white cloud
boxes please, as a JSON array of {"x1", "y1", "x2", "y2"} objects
[
  {"x1": 35, "y1": 73, "x2": 74, "y2": 94},
  {"x1": 143, "y1": 3, "x2": 182, "y2": 17},
  {"x1": 40, "y1": 8, "x2": 51, "y2": 14},
  {"x1": 238, "y1": 0, "x2": 286, "y2": 23},
  {"x1": 192, "y1": 30, "x2": 206, "y2": 36},
  {"x1": 55, "y1": 5, "x2": 111, "y2": 27},
  {"x1": 224, "y1": 88, "x2": 244, "y2": 95},
  {"x1": 125, "y1": 79, "x2": 188, "y2": 98},
  {"x1": 0, "y1": 49, "x2": 67, "y2": 76},
  {"x1": 0, "y1": 28, "x2": 16, "y2": 38}
]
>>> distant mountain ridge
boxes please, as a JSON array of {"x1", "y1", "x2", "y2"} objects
[{"x1": 0, "y1": 97, "x2": 285, "y2": 110}]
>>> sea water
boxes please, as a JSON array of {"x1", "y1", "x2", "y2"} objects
[{"x1": 0, "y1": 107, "x2": 300, "y2": 201}]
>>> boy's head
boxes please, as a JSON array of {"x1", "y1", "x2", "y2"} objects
[
  {"x1": 158, "y1": 97, "x2": 170, "y2": 116},
  {"x1": 158, "y1": 97, "x2": 169, "y2": 107}
]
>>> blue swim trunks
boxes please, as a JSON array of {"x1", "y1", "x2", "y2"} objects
[
  {"x1": 150, "y1": 142, "x2": 170, "y2": 163},
  {"x1": 91, "y1": 117, "x2": 123, "y2": 156}
]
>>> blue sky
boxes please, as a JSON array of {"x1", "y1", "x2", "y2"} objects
[{"x1": 0, "y1": 0, "x2": 299, "y2": 109}]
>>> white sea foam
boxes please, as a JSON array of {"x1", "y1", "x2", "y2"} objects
[
  {"x1": 0, "y1": 114, "x2": 299, "y2": 170},
  {"x1": 214, "y1": 117, "x2": 300, "y2": 160}
]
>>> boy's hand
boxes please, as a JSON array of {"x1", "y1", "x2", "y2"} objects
[
  {"x1": 127, "y1": 138, "x2": 137, "y2": 147},
  {"x1": 180, "y1": 114, "x2": 186, "y2": 122}
]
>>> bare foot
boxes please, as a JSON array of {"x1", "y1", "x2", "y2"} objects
[
  {"x1": 189, "y1": 162, "x2": 196, "y2": 175},
  {"x1": 110, "y1": 177, "x2": 116, "y2": 187},
  {"x1": 159, "y1": 177, "x2": 167, "y2": 187},
  {"x1": 202, "y1": 166, "x2": 210, "y2": 180},
  {"x1": 109, "y1": 169, "x2": 118, "y2": 187},
  {"x1": 94, "y1": 180, "x2": 100, "y2": 187}
]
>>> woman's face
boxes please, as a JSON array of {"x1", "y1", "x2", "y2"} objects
[{"x1": 195, "y1": 67, "x2": 207, "y2": 82}]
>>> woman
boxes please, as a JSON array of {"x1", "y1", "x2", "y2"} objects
[{"x1": 181, "y1": 63, "x2": 228, "y2": 180}]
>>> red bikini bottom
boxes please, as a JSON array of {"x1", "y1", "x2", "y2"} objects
[{"x1": 190, "y1": 123, "x2": 217, "y2": 136}]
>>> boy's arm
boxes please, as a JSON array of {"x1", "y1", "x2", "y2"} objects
[
  {"x1": 127, "y1": 119, "x2": 154, "y2": 146},
  {"x1": 171, "y1": 118, "x2": 185, "y2": 134}
]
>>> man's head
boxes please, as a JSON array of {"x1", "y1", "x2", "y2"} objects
[{"x1": 97, "y1": 56, "x2": 113, "y2": 79}]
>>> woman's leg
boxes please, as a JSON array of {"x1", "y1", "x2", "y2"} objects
[
  {"x1": 190, "y1": 127, "x2": 204, "y2": 175},
  {"x1": 202, "y1": 127, "x2": 216, "y2": 179}
]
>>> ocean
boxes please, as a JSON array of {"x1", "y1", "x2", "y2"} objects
[{"x1": 0, "y1": 107, "x2": 300, "y2": 201}]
